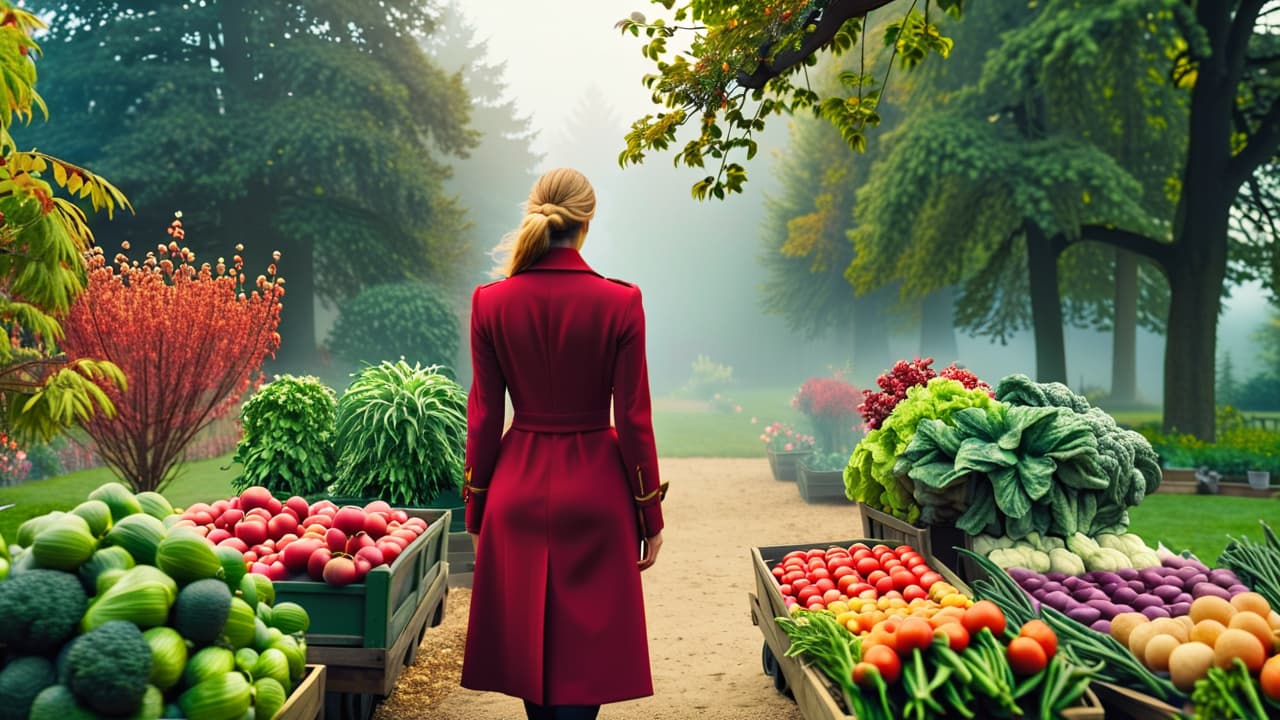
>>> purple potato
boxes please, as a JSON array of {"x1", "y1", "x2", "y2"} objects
[
  {"x1": 1067, "y1": 606, "x2": 1102, "y2": 624},
  {"x1": 1152, "y1": 585, "x2": 1183, "y2": 602},
  {"x1": 1112, "y1": 604, "x2": 1136, "y2": 615},
  {"x1": 1113, "y1": 587, "x2": 1140, "y2": 605},
  {"x1": 1043, "y1": 591, "x2": 1074, "y2": 612},
  {"x1": 1089, "y1": 600, "x2": 1123, "y2": 619},
  {"x1": 1127, "y1": 580, "x2": 1146, "y2": 593},
  {"x1": 1140, "y1": 568, "x2": 1167, "y2": 587},
  {"x1": 1227, "y1": 584, "x2": 1250, "y2": 596},
  {"x1": 1168, "y1": 602, "x2": 1191, "y2": 617},
  {"x1": 1101, "y1": 582, "x2": 1121, "y2": 595},
  {"x1": 1192, "y1": 582, "x2": 1232, "y2": 600},
  {"x1": 1090, "y1": 619, "x2": 1112, "y2": 635},
  {"x1": 1116, "y1": 567, "x2": 1141, "y2": 581},
  {"x1": 1020, "y1": 576, "x2": 1045, "y2": 591},
  {"x1": 1063, "y1": 576, "x2": 1085, "y2": 591},
  {"x1": 1073, "y1": 587, "x2": 1098, "y2": 603},
  {"x1": 1133, "y1": 593, "x2": 1165, "y2": 610},
  {"x1": 1008, "y1": 567, "x2": 1033, "y2": 583},
  {"x1": 1093, "y1": 572, "x2": 1124, "y2": 587},
  {"x1": 1174, "y1": 566, "x2": 1201, "y2": 582},
  {"x1": 1174, "y1": 593, "x2": 1193, "y2": 605},
  {"x1": 1182, "y1": 574, "x2": 1208, "y2": 591},
  {"x1": 1208, "y1": 569, "x2": 1238, "y2": 588},
  {"x1": 1040, "y1": 581, "x2": 1063, "y2": 595},
  {"x1": 1045, "y1": 572, "x2": 1067, "y2": 582},
  {"x1": 1141, "y1": 605, "x2": 1171, "y2": 620}
]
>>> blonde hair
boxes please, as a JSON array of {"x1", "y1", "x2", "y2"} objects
[{"x1": 491, "y1": 167, "x2": 596, "y2": 278}]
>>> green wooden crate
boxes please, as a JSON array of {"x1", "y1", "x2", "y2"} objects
[{"x1": 272, "y1": 508, "x2": 448, "y2": 648}]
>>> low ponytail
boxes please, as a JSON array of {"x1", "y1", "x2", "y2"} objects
[{"x1": 492, "y1": 168, "x2": 597, "y2": 278}]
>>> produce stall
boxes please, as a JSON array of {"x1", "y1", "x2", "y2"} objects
[
  {"x1": 0, "y1": 482, "x2": 323, "y2": 720},
  {"x1": 759, "y1": 361, "x2": 1280, "y2": 719}
]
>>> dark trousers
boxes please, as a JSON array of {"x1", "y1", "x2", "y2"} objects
[{"x1": 523, "y1": 700, "x2": 600, "y2": 720}]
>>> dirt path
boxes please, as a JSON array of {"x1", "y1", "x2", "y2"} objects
[{"x1": 377, "y1": 457, "x2": 865, "y2": 719}]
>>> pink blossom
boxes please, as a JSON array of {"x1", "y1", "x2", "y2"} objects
[
  {"x1": 784, "y1": 442, "x2": 794, "y2": 451},
  {"x1": 750, "y1": 416, "x2": 757, "y2": 424}
]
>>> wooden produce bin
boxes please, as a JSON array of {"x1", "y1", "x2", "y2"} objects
[
  {"x1": 749, "y1": 539, "x2": 1103, "y2": 720},
  {"x1": 796, "y1": 464, "x2": 850, "y2": 504},
  {"x1": 1090, "y1": 681, "x2": 1188, "y2": 720},
  {"x1": 275, "y1": 665, "x2": 328, "y2": 720},
  {"x1": 272, "y1": 509, "x2": 451, "y2": 720},
  {"x1": 857, "y1": 503, "x2": 977, "y2": 582}
]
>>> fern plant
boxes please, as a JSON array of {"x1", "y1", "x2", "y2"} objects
[
  {"x1": 232, "y1": 375, "x2": 337, "y2": 497},
  {"x1": 330, "y1": 360, "x2": 466, "y2": 505}
]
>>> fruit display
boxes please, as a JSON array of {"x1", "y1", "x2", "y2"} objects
[
  {"x1": 171, "y1": 487, "x2": 430, "y2": 587},
  {"x1": 765, "y1": 543, "x2": 1102, "y2": 718},
  {"x1": 0, "y1": 481, "x2": 314, "y2": 720}
]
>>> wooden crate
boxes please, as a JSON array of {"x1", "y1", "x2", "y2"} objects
[
  {"x1": 796, "y1": 464, "x2": 850, "y2": 504},
  {"x1": 1091, "y1": 681, "x2": 1188, "y2": 720},
  {"x1": 272, "y1": 509, "x2": 450, "y2": 700},
  {"x1": 276, "y1": 665, "x2": 327, "y2": 720},
  {"x1": 750, "y1": 539, "x2": 1102, "y2": 719},
  {"x1": 856, "y1": 503, "x2": 977, "y2": 583}
]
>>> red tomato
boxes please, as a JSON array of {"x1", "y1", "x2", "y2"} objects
[
  {"x1": 772, "y1": 566, "x2": 786, "y2": 579},
  {"x1": 792, "y1": 578, "x2": 811, "y2": 592},
  {"x1": 809, "y1": 567, "x2": 831, "y2": 581},
  {"x1": 364, "y1": 500, "x2": 393, "y2": 514},
  {"x1": 902, "y1": 585, "x2": 927, "y2": 602},
  {"x1": 962, "y1": 600, "x2": 1007, "y2": 638},
  {"x1": 783, "y1": 570, "x2": 805, "y2": 585},
  {"x1": 782, "y1": 550, "x2": 806, "y2": 563},
  {"x1": 847, "y1": 582, "x2": 875, "y2": 597},
  {"x1": 895, "y1": 545, "x2": 917, "y2": 557},
  {"x1": 882, "y1": 559, "x2": 903, "y2": 572},
  {"x1": 852, "y1": 662, "x2": 880, "y2": 687},
  {"x1": 355, "y1": 545, "x2": 385, "y2": 568},
  {"x1": 1018, "y1": 620, "x2": 1058, "y2": 659},
  {"x1": 323, "y1": 556, "x2": 358, "y2": 587},
  {"x1": 324, "y1": 527, "x2": 348, "y2": 554},
  {"x1": 856, "y1": 557, "x2": 881, "y2": 575},
  {"x1": 376, "y1": 540, "x2": 402, "y2": 566},
  {"x1": 836, "y1": 576, "x2": 859, "y2": 593},
  {"x1": 862, "y1": 645, "x2": 901, "y2": 684},
  {"x1": 896, "y1": 618, "x2": 935, "y2": 653},
  {"x1": 881, "y1": 589, "x2": 903, "y2": 601},
  {"x1": 892, "y1": 571, "x2": 916, "y2": 591},
  {"x1": 1007, "y1": 637, "x2": 1048, "y2": 675},
  {"x1": 867, "y1": 570, "x2": 889, "y2": 584},
  {"x1": 827, "y1": 557, "x2": 853, "y2": 571},
  {"x1": 848, "y1": 543, "x2": 870, "y2": 553},
  {"x1": 822, "y1": 589, "x2": 843, "y2": 605},
  {"x1": 935, "y1": 623, "x2": 970, "y2": 652},
  {"x1": 906, "y1": 554, "x2": 928, "y2": 569},
  {"x1": 874, "y1": 576, "x2": 896, "y2": 595},
  {"x1": 910, "y1": 564, "x2": 929, "y2": 578},
  {"x1": 778, "y1": 584, "x2": 793, "y2": 596},
  {"x1": 852, "y1": 549, "x2": 874, "y2": 562},
  {"x1": 872, "y1": 544, "x2": 892, "y2": 555},
  {"x1": 806, "y1": 549, "x2": 825, "y2": 559},
  {"x1": 832, "y1": 566, "x2": 856, "y2": 580},
  {"x1": 797, "y1": 586, "x2": 822, "y2": 603},
  {"x1": 918, "y1": 571, "x2": 942, "y2": 589},
  {"x1": 814, "y1": 578, "x2": 836, "y2": 593}
]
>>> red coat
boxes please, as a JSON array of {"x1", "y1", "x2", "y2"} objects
[{"x1": 459, "y1": 246, "x2": 664, "y2": 706}]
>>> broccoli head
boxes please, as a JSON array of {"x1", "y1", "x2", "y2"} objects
[
  {"x1": 64, "y1": 620, "x2": 152, "y2": 716},
  {"x1": 0, "y1": 568, "x2": 87, "y2": 654}
]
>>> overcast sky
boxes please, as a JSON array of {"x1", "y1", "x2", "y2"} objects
[{"x1": 454, "y1": 1, "x2": 666, "y2": 161}]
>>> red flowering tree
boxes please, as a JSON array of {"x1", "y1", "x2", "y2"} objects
[
  {"x1": 61, "y1": 218, "x2": 284, "y2": 491},
  {"x1": 792, "y1": 375, "x2": 861, "y2": 453}
]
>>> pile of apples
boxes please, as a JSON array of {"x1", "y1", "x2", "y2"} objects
[{"x1": 173, "y1": 486, "x2": 430, "y2": 587}]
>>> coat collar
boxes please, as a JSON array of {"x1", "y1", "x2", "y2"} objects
[{"x1": 529, "y1": 246, "x2": 600, "y2": 275}]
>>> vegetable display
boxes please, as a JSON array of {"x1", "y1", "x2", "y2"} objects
[
  {"x1": 767, "y1": 544, "x2": 1100, "y2": 718},
  {"x1": 171, "y1": 486, "x2": 430, "y2": 587},
  {"x1": 0, "y1": 481, "x2": 313, "y2": 719}
]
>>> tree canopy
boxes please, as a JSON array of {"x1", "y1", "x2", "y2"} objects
[{"x1": 22, "y1": 0, "x2": 479, "y2": 370}]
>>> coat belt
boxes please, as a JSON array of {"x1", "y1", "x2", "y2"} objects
[{"x1": 510, "y1": 409, "x2": 611, "y2": 433}]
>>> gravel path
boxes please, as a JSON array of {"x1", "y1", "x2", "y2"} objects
[{"x1": 376, "y1": 457, "x2": 866, "y2": 720}]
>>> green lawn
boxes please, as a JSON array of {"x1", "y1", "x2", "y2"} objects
[
  {"x1": 0, "y1": 454, "x2": 240, "y2": 545},
  {"x1": 652, "y1": 386, "x2": 804, "y2": 457},
  {"x1": 1127, "y1": 493, "x2": 1280, "y2": 565}
]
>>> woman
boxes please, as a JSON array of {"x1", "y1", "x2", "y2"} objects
[{"x1": 460, "y1": 168, "x2": 665, "y2": 720}]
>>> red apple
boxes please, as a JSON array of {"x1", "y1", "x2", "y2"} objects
[
  {"x1": 191, "y1": 510, "x2": 214, "y2": 526},
  {"x1": 217, "y1": 537, "x2": 249, "y2": 553},
  {"x1": 265, "y1": 560, "x2": 289, "y2": 581},
  {"x1": 235, "y1": 519, "x2": 269, "y2": 547},
  {"x1": 309, "y1": 499, "x2": 337, "y2": 516},
  {"x1": 215, "y1": 508, "x2": 244, "y2": 530},
  {"x1": 353, "y1": 557, "x2": 372, "y2": 583},
  {"x1": 364, "y1": 500, "x2": 392, "y2": 514},
  {"x1": 332, "y1": 506, "x2": 367, "y2": 536},
  {"x1": 283, "y1": 538, "x2": 324, "y2": 572},
  {"x1": 355, "y1": 545, "x2": 384, "y2": 568},
  {"x1": 403, "y1": 517, "x2": 428, "y2": 531},
  {"x1": 286, "y1": 496, "x2": 311, "y2": 519},
  {"x1": 229, "y1": 497, "x2": 242, "y2": 510},
  {"x1": 307, "y1": 547, "x2": 332, "y2": 581},
  {"x1": 212, "y1": 499, "x2": 231, "y2": 514},
  {"x1": 391, "y1": 529, "x2": 418, "y2": 544},
  {"x1": 240, "y1": 486, "x2": 274, "y2": 512},
  {"x1": 345, "y1": 532, "x2": 374, "y2": 555},
  {"x1": 246, "y1": 508, "x2": 273, "y2": 522},
  {"x1": 260, "y1": 552, "x2": 279, "y2": 565},
  {"x1": 323, "y1": 556, "x2": 358, "y2": 587},
  {"x1": 380, "y1": 534, "x2": 409, "y2": 549},
  {"x1": 325, "y1": 527, "x2": 348, "y2": 554},
  {"x1": 376, "y1": 540, "x2": 402, "y2": 566},
  {"x1": 390, "y1": 509, "x2": 409, "y2": 524},
  {"x1": 207, "y1": 528, "x2": 232, "y2": 545},
  {"x1": 251, "y1": 543, "x2": 273, "y2": 557},
  {"x1": 250, "y1": 561, "x2": 271, "y2": 575},
  {"x1": 268, "y1": 513, "x2": 298, "y2": 539},
  {"x1": 363, "y1": 512, "x2": 388, "y2": 539},
  {"x1": 243, "y1": 550, "x2": 258, "y2": 564}
]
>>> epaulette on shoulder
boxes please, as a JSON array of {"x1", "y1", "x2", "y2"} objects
[
  {"x1": 478, "y1": 279, "x2": 504, "y2": 289},
  {"x1": 606, "y1": 277, "x2": 635, "y2": 288}
]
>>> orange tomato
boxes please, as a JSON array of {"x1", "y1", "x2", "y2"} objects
[
  {"x1": 962, "y1": 600, "x2": 1007, "y2": 638},
  {"x1": 1018, "y1": 619, "x2": 1058, "y2": 659},
  {"x1": 1260, "y1": 655, "x2": 1280, "y2": 702},
  {"x1": 1007, "y1": 636, "x2": 1048, "y2": 676},
  {"x1": 896, "y1": 617, "x2": 935, "y2": 654},
  {"x1": 934, "y1": 622, "x2": 970, "y2": 652},
  {"x1": 862, "y1": 644, "x2": 901, "y2": 684}
]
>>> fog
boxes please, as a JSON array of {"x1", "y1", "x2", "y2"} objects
[{"x1": 439, "y1": 1, "x2": 1273, "y2": 399}]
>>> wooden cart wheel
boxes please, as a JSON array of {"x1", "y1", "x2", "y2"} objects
[
  {"x1": 324, "y1": 691, "x2": 377, "y2": 720},
  {"x1": 761, "y1": 641, "x2": 777, "y2": 676},
  {"x1": 404, "y1": 623, "x2": 429, "y2": 666},
  {"x1": 430, "y1": 588, "x2": 448, "y2": 627}
]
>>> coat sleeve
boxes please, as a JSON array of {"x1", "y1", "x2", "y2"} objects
[
  {"x1": 464, "y1": 285, "x2": 506, "y2": 534},
  {"x1": 613, "y1": 286, "x2": 664, "y2": 538}
]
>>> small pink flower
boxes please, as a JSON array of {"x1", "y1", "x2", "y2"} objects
[
  {"x1": 734, "y1": 405, "x2": 742, "y2": 413},
  {"x1": 784, "y1": 442, "x2": 794, "y2": 451},
  {"x1": 750, "y1": 416, "x2": 757, "y2": 424},
  {"x1": 760, "y1": 434, "x2": 769, "y2": 442}
]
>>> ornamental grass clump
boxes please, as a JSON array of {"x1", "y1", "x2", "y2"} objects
[
  {"x1": 330, "y1": 360, "x2": 466, "y2": 506},
  {"x1": 232, "y1": 375, "x2": 337, "y2": 497}
]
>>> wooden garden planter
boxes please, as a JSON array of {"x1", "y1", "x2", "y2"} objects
[
  {"x1": 795, "y1": 462, "x2": 849, "y2": 504},
  {"x1": 767, "y1": 448, "x2": 812, "y2": 482}
]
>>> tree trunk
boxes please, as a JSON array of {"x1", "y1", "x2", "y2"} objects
[
  {"x1": 919, "y1": 286, "x2": 958, "y2": 363},
  {"x1": 1110, "y1": 249, "x2": 1138, "y2": 404},
  {"x1": 270, "y1": 228, "x2": 316, "y2": 374},
  {"x1": 1162, "y1": 3, "x2": 1236, "y2": 442},
  {"x1": 1025, "y1": 225, "x2": 1067, "y2": 384}
]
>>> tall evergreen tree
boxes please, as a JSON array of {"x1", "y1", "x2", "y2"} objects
[{"x1": 22, "y1": 1, "x2": 477, "y2": 371}]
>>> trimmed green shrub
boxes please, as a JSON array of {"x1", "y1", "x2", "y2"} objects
[
  {"x1": 326, "y1": 282, "x2": 459, "y2": 370},
  {"x1": 232, "y1": 375, "x2": 337, "y2": 496},
  {"x1": 330, "y1": 361, "x2": 466, "y2": 505}
]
